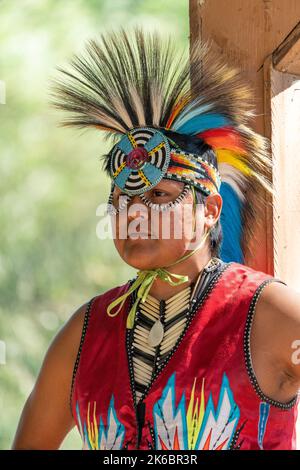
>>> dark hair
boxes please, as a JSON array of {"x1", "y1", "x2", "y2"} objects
[{"x1": 161, "y1": 128, "x2": 223, "y2": 258}]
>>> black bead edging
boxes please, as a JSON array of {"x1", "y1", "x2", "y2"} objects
[
  {"x1": 139, "y1": 184, "x2": 190, "y2": 212},
  {"x1": 244, "y1": 278, "x2": 298, "y2": 410},
  {"x1": 126, "y1": 298, "x2": 140, "y2": 449},
  {"x1": 69, "y1": 297, "x2": 96, "y2": 418}
]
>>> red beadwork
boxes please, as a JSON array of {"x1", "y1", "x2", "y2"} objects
[{"x1": 126, "y1": 147, "x2": 149, "y2": 169}]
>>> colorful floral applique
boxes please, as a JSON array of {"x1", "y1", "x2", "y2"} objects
[
  {"x1": 153, "y1": 372, "x2": 240, "y2": 450},
  {"x1": 75, "y1": 373, "x2": 248, "y2": 450},
  {"x1": 76, "y1": 396, "x2": 125, "y2": 450}
]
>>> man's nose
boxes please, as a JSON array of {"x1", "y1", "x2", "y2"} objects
[{"x1": 127, "y1": 194, "x2": 148, "y2": 221}]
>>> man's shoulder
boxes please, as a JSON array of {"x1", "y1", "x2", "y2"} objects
[{"x1": 257, "y1": 280, "x2": 300, "y2": 322}]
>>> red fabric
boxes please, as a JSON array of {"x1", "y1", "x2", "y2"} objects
[{"x1": 72, "y1": 262, "x2": 298, "y2": 450}]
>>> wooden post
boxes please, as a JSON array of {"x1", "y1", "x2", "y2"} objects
[{"x1": 190, "y1": 0, "x2": 300, "y2": 275}]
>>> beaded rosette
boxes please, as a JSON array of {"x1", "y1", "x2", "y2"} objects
[{"x1": 110, "y1": 126, "x2": 221, "y2": 197}]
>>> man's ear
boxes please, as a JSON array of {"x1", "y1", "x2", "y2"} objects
[{"x1": 204, "y1": 193, "x2": 223, "y2": 229}]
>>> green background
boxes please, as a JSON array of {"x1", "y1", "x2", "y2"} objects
[{"x1": 0, "y1": 0, "x2": 189, "y2": 450}]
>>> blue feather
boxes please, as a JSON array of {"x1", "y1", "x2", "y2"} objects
[
  {"x1": 219, "y1": 182, "x2": 244, "y2": 263},
  {"x1": 174, "y1": 113, "x2": 231, "y2": 135},
  {"x1": 172, "y1": 103, "x2": 212, "y2": 130}
]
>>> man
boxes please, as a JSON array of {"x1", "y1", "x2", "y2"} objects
[{"x1": 13, "y1": 29, "x2": 300, "y2": 450}]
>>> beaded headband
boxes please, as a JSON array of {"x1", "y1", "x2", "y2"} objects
[{"x1": 110, "y1": 126, "x2": 221, "y2": 197}]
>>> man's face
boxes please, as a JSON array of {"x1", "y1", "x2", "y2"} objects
[{"x1": 110, "y1": 179, "x2": 207, "y2": 270}]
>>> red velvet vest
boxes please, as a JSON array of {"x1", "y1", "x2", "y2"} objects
[{"x1": 71, "y1": 262, "x2": 298, "y2": 450}]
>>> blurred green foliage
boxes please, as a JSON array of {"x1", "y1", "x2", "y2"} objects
[{"x1": 0, "y1": 0, "x2": 189, "y2": 450}]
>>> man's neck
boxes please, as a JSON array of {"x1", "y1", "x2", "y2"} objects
[{"x1": 148, "y1": 250, "x2": 212, "y2": 301}]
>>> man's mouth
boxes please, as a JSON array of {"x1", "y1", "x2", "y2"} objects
[{"x1": 128, "y1": 232, "x2": 151, "y2": 239}]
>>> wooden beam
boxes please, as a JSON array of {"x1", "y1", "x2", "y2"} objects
[
  {"x1": 268, "y1": 66, "x2": 300, "y2": 288},
  {"x1": 273, "y1": 22, "x2": 300, "y2": 75}
]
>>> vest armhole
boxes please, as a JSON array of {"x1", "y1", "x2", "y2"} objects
[
  {"x1": 69, "y1": 296, "x2": 96, "y2": 419},
  {"x1": 244, "y1": 278, "x2": 298, "y2": 410}
]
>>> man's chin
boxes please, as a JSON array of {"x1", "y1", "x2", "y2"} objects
[{"x1": 123, "y1": 247, "x2": 161, "y2": 271}]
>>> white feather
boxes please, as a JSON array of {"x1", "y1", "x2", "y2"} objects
[
  {"x1": 129, "y1": 85, "x2": 146, "y2": 126},
  {"x1": 89, "y1": 109, "x2": 126, "y2": 133},
  {"x1": 150, "y1": 83, "x2": 163, "y2": 127},
  {"x1": 110, "y1": 95, "x2": 133, "y2": 129},
  {"x1": 218, "y1": 163, "x2": 247, "y2": 201}
]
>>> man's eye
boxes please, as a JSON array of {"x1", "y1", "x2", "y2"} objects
[{"x1": 153, "y1": 190, "x2": 168, "y2": 197}]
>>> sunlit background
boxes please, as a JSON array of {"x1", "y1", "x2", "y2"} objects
[{"x1": 0, "y1": 0, "x2": 189, "y2": 449}]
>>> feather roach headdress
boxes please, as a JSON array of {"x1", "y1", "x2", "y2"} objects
[{"x1": 51, "y1": 28, "x2": 273, "y2": 264}]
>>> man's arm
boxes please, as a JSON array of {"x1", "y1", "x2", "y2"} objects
[
  {"x1": 12, "y1": 302, "x2": 88, "y2": 450},
  {"x1": 251, "y1": 282, "x2": 300, "y2": 404}
]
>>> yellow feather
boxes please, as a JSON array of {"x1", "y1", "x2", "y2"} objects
[{"x1": 216, "y1": 149, "x2": 253, "y2": 177}]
